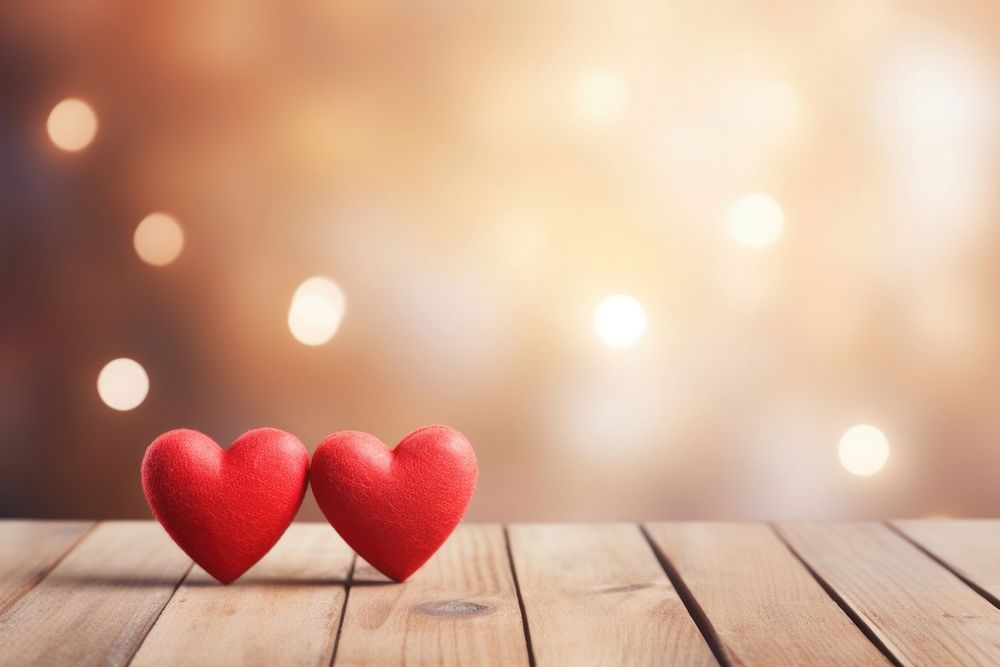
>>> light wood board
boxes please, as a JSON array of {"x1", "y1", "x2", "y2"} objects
[
  {"x1": 645, "y1": 522, "x2": 889, "y2": 665},
  {"x1": 0, "y1": 520, "x2": 92, "y2": 613},
  {"x1": 778, "y1": 521, "x2": 1000, "y2": 666},
  {"x1": 335, "y1": 524, "x2": 529, "y2": 666},
  {"x1": 508, "y1": 523, "x2": 715, "y2": 666},
  {"x1": 894, "y1": 519, "x2": 1000, "y2": 607},
  {"x1": 0, "y1": 521, "x2": 191, "y2": 667},
  {"x1": 131, "y1": 523, "x2": 353, "y2": 666}
]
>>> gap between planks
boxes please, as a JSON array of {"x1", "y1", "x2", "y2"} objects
[
  {"x1": 888, "y1": 519, "x2": 1000, "y2": 610},
  {"x1": 0, "y1": 520, "x2": 96, "y2": 617},
  {"x1": 638, "y1": 524, "x2": 730, "y2": 667},
  {"x1": 644, "y1": 522, "x2": 894, "y2": 666},
  {"x1": 776, "y1": 521, "x2": 1000, "y2": 666},
  {"x1": 507, "y1": 523, "x2": 716, "y2": 666},
  {"x1": 125, "y1": 561, "x2": 195, "y2": 665},
  {"x1": 503, "y1": 526, "x2": 536, "y2": 667},
  {"x1": 130, "y1": 524, "x2": 352, "y2": 666},
  {"x1": 328, "y1": 553, "x2": 358, "y2": 667},
  {"x1": 0, "y1": 521, "x2": 194, "y2": 667},
  {"x1": 767, "y1": 523, "x2": 902, "y2": 666}
]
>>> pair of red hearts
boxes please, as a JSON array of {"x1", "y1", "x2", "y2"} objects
[{"x1": 141, "y1": 425, "x2": 477, "y2": 584}]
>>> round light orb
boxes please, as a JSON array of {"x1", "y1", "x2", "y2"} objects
[
  {"x1": 593, "y1": 294, "x2": 647, "y2": 348},
  {"x1": 47, "y1": 98, "x2": 98, "y2": 152},
  {"x1": 574, "y1": 69, "x2": 629, "y2": 127},
  {"x1": 838, "y1": 424, "x2": 890, "y2": 476},
  {"x1": 727, "y1": 193, "x2": 785, "y2": 248},
  {"x1": 97, "y1": 358, "x2": 149, "y2": 411},
  {"x1": 288, "y1": 276, "x2": 346, "y2": 346},
  {"x1": 134, "y1": 213, "x2": 185, "y2": 266}
]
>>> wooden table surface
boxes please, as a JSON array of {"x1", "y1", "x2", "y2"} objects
[{"x1": 1, "y1": 521, "x2": 998, "y2": 665}]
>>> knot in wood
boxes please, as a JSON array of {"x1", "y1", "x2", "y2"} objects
[
  {"x1": 600, "y1": 583, "x2": 653, "y2": 594},
  {"x1": 414, "y1": 600, "x2": 492, "y2": 618}
]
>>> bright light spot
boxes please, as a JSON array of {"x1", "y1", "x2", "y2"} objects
[
  {"x1": 874, "y1": 35, "x2": 999, "y2": 265},
  {"x1": 573, "y1": 69, "x2": 629, "y2": 127},
  {"x1": 97, "y1": 358, "x2": 149, "y2": 411},
  {"x1": 838, "y1": 424, "x2": 890, "y2": 476},
  {"x1": 877, "y1": 40, "x2": 996, "y2": 147},
  {"x1": 727, "y1": 193, "x2": 785, "y2": 248},
  {"x1": 134, "y1": 213, "x2": 185, "y2": 266},
  {"x1": 288, "y1": 277, "x2": 346, "y2": 346},
  {"x1": 593, "y1": 294, "x2": 646, "y2": 348},
  {"x1": 47, "y1": 98, "x2": 98, "y2": 152}
]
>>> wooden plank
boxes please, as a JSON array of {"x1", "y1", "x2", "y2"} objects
[
  {"x1": 894, "y1": 520, "x2": 1000, "y2": 606},
  {"x1": 0, "y1": 521, "x2": 191, "y2": 667},
  {"x1": 645, "y1": 522, "x2": 888, "y2": 665},
  {"x1": 131, "y1": 523, "x2": 354, "y2": 666},
  {"x1": 777, "y1": 522, "x2": 1000, "y2": 666},
  {"x1": 508, "y1": 523, "x2": 715, "y2": 666},
  {"x1": 0, "y1": 520, "x2": 92, "y2": 613},
  {"x1": 335, "y1": 524, "x2": 529, "y2": 666}
]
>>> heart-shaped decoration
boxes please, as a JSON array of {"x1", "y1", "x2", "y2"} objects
[
  {"x1": 311, "y1": 425, "x2": 477, "y2": 581},
  {"x1": 141, "y1": 428, "x2": 309, "y2": 584}
]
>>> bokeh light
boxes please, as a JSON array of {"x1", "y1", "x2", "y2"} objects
[
  {"x1": 573, "y1": 69, "x2": 629, "y2": 127},
  {"x1": 727, "y1": 193, "x2": 785, "y2": 248},
  {"x1": 874, "y1": 35, "x2": 999, "y2": 272},
  {"x1": 593, "y1": 294, "x2": 646, "y2": 348},
  {"x1": 838, "y1": 424, "x2": 890, "y2": 476},
  {"x1": 134, "y1": 213, "x2": 185, "y2": 266},
  {"x1": 96, "y1": 358, "x2": 149, "y2": 411},
  {"x1": 288, "y1": 276, "x2": 346, "y2": 346},
  {"x1": 876, "y1": 36, "x2": 996, "y2": 151},
  {"x1": 46, "y1": 98, "x2": 98, "y2": 152}
]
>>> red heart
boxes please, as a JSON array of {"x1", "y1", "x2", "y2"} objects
[
  {"x1": 311, "y1": 425, "x2": 477, "y2": 581},
  {"x1": 141, "y1": 428, "x2": 309, "y2": 584}
]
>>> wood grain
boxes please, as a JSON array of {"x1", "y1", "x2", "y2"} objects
[
  {"x1": 894, "y1": 519, "x2": 1000, "y2": 606},
  {"x1": 335, "y1": 524, "x2": 529, "y2": 666},
  {"x1": 1, "y1": 520, "x2": 997, "y2": 664},
  {"x1": 777, "y1": 522, "x2": 1000, "y2": 666},
  {"x1": 131, "y1": 523, "x2": 353, "y2": 666},
  {"x1": 0, "y1": 520, "x2": 92, "y2": 613},
  {"x1": 508, "y1": 523, "x2": 715, "y2": 666},
  {"x1": 0, "y1": 521, "x2": 191, "y2": 667},
  {"x1": 645, "y1": 522, "x2": 888, "y2": 665}
]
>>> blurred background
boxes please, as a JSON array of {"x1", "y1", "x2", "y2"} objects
[{"x1": 2, "y1": 0, "x2": 999, "y2": 522}]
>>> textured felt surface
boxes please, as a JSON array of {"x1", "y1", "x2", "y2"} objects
[
  {"x1": 311, "y1": 425, "x2": 478, "y2": 581},
  {"x1": 141, "y1": 428, "x2": 309, "y2": 584}
]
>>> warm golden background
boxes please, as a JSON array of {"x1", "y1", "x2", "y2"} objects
[{"x1": 2, "y1": 0, "x2": 998, "y2": 521}]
